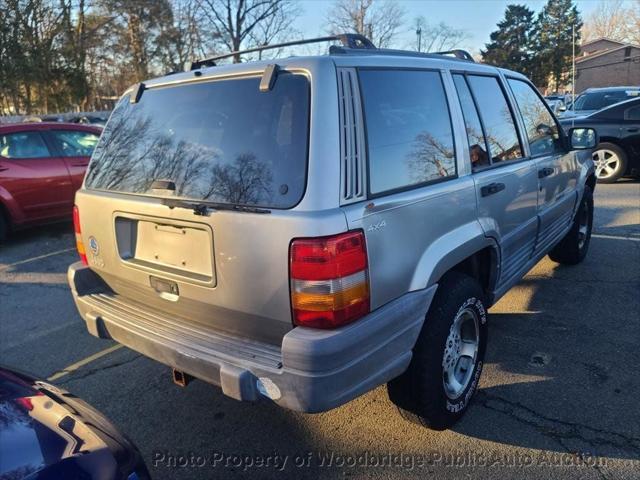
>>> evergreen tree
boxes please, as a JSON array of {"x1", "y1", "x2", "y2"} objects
[
  {"x1": 481, "y1": 4, "x2": 535, "y2": 78},
  {"x1": 535, "y1": 0, "x2": 582, "y2": 91}
]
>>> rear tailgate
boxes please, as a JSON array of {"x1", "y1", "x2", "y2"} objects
[
  {"x1": 75, "y1": 189, "x2": 347, "y2": 345},
  {"x1": 75, "y1": 66, "x2": 344, "y2": 346}
]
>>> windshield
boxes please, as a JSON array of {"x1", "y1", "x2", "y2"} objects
[
  {"x1": 572, "y1": 90, "x2": 639, "y2": 111},
  {"x1": 85, "y1": 73, "x2": 309, "y2": 209}
]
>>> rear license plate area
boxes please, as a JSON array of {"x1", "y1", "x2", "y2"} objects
[{"x1": 115, "y1": 215, "x2": 215, "y2": 286}]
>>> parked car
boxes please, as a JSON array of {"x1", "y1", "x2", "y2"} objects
[
  {"x1": 560, "y1": 97, "x2": 640, "y2": 183},
  {"x1": 0, "y1": 366, "x2": 149, "y2": 479},
  {"x1": 560, "y1": 86, "x2": 640, "y2": 119},
  {"x1": 544, "y1": 94, "x2": 570, "y2": 114},
  {"x1": 545, "y1": 97, "x2": 566, "y2": 115},
  {"x1": 0, "y1": 122, "x2": 101, "y2": 241},
  {"x1": 67, "y1": 34, "x2": 597, "y2": 430},
  {"x1": 72, "y1": 115, "x2": 108, "y2": 128}
]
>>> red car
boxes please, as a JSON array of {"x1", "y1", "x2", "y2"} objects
[{"x1": 0, "y1": 122, "x2": 101, "y2": 241}]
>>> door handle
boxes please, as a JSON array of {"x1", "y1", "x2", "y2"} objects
[
  {"x1": 626, "y1": 127, "x2": 639, "y2": 133},
  {"x1": 71, "y1": 163, "x2": 89, "y2": 167},
  {"x1": 0, "y1": 166, "x2": 8, "y2": 172},
  {"x1": 538, "y1": 167, "x2": 554, "y2": 178},
  {"x1": 481, "y1": 182, "x2": 505, "y2": 197}
]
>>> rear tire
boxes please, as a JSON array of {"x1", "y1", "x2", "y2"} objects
[
  {"x1": 593, "y1": 143, "x2": 627, "y2": 183},
  {"x1": 387, "y1": 272, "x2": 488, "y2": 430},
  {"x1": 0, "y1": 211, "x2": 7, "y2": 243},
  {"x1": 548, "y1": 186, "x2": 593, "y2": 265}
]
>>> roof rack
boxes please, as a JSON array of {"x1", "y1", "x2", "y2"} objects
[
  {"x1": 183, "y1": 33, "x2": 475, "y2": 71},
  {"x1": 184, "y1": 34, "x2": 376, "y2": 71},
  {"x1": 329, "y1": 45, "x2": 475, "y2": 62}
]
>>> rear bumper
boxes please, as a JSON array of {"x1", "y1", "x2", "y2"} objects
[{"x1": 68, "y1": 262, "x2": 436, "y2": 413}]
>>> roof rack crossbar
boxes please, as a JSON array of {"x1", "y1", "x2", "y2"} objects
[
  {"x1": 432, "y1": 49, "x2": 475, "y2": 62},
  {"x1": 185, "y1": 34, "x2": 376, "y2": 71}
]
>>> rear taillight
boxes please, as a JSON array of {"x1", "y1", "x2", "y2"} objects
[
  {"x1": 73, "y1": 205, "x2": 88, "y2": 266},
  {"x1": 290, "y1": 231, "x2": 369, "y2": 329}
]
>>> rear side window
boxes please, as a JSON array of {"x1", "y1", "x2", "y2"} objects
[
  {"x1": 85, "y1": 73, "x2": 309, "y2": 209},
  {"x1": 50, "y1": 130, "x2": 100, "y2": 157},
  {"x1": 452, "y1": 74, "x2": 490, "y2": 169},
  {"x1": 0, "y1": 132, "x2": 50, "y2": 159},
  {"x1": 508, "y1": 79, "x2": 562, "y2": 157},
  {"x1": 466, "y1": 75, "x2": 523, "y2": 163},
  {"x1": 359, "y1": 69, "x2": 456, "y2": 195}
]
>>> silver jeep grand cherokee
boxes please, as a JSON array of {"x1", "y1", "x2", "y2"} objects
[{"x1": 68, "y1": 34, "x2": 597, "y2": 430}]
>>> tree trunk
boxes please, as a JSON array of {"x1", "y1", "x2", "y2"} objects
[{"x1": 128, "y1": 9, "x2": 148, "y2": 81}]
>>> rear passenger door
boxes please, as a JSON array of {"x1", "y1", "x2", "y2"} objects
[
  {"x1": 0, "y1": 130, "x2": 74, "y2": 222},
  {"x1": 452, "y1": 73, "x2": 539, "y2": 287},
  {"x1": 507, "y1": 78, "x2": 579, "y2": 254},
  {"x1": 46, "y1": 129, "x2": 100, "y2": 190}
]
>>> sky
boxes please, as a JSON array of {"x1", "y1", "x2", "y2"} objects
[{"x1": 294, "y1": 0, "x2": 609, "y2": 55}]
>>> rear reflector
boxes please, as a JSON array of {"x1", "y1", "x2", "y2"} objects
[
  {"x1": 73, "y1": 205, "x2": 88, "y2": 266},
  {"x1": 290, "y1": 231, "x2": 369, "y2": 329}
]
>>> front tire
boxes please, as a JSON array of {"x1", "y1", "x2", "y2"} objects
[
  {"x1": 548, "y1": 186, "x2": 593, "y2": 265},
  {"x1": 593, "y1": 143, "x2": 627, "y2": 183},
  {"x1": 387, "y1": 272, "x2": 487, "y2": 430}
]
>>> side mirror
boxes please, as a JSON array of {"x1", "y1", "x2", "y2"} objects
[
  {"x1": 558, "y1": 104, "x2": 567, "y2": 112},
  {"x1": 569, "y1": 127, "x2": 598, "y2": 150}
]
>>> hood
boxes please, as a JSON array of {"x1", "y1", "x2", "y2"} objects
[{"x1": 0, "y1": 367, "x2": 147, "y2": 480}]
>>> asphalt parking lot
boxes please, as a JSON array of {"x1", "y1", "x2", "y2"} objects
[{"x1": 1, "y1": 181, "x2": 639, "y2": 479}]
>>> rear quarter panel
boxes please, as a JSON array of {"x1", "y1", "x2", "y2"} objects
[{"x1": 343, "y1": 177, "x2": 493, "y2": 309}]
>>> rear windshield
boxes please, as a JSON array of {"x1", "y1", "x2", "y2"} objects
[{"x1": 85, "y1": 73, "x2": 309, "y2": 209}]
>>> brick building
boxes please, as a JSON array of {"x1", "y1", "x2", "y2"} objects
[{"x1": 575, "y1": 38, "x2": 640, "y2": 93}]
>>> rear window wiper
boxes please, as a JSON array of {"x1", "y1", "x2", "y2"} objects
[{"x1": 161, "y1": 198, "x2": 271, "y2": 215}]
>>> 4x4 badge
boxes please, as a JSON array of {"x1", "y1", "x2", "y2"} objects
[{"x1": 366, "y1": 220, "x2": 386, "y2": 233}]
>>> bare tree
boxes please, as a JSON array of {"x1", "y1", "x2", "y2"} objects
[
  {"x1": 326, "y1": 0, "x2": 404, "y2": 48},
  {"x1": 581, "y1": 0, "x2": 638, "y2": 44},
  {"x1": 627, "y1": 0, "x2": 640, "y2": 45},
  {"x1": 247, "y1": 1, "x2": 302, "y2": 59},
  {"x1": 198, "y1": 0, "x2": 297, "y2": 62},
  {"x1": 156, "y1": 0, "x2": 217, "y2": 72},
  {"x1": 406, "y1": 131, "x2": 454, "y2": 182},
  {"x1": 411, "y1": 16, "x2": 470, "y2": 53}
]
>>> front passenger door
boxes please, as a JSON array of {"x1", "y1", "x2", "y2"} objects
[{"x1": 507, "y1": 78, "x2": 579, "y2": 254}]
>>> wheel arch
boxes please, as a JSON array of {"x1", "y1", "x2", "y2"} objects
[
  {"x1": 595, "y1": 138, "x2": 631, "y2": 162},
  {"x1": 0, "y1": 185, "x2": 21, "y2": 225},
  {"x1": 411, "y1": 221, "x2": 500, "y2": 304}
]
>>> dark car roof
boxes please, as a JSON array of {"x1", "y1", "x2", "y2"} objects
[
  {"x1": 561, "y1": 97, "x2": 640, "y2": 123},
  {"x1": 0, "y1": 122, "x2": 102, "y2": 134},
  {"x1": 582, "y1": 86, "x2": 640, "y2": 93}
]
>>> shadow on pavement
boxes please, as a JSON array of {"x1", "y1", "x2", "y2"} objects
[{"x1": 453, "y1": 233, "x2": 640, "y2": 461}]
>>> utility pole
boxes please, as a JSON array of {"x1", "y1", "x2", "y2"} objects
[
  {"x1": 572, "y1": 24, "x2": 576, "y2": 106},
  {"x1": 416, "y1": 27, "x2": 422, "y2": 52}
]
